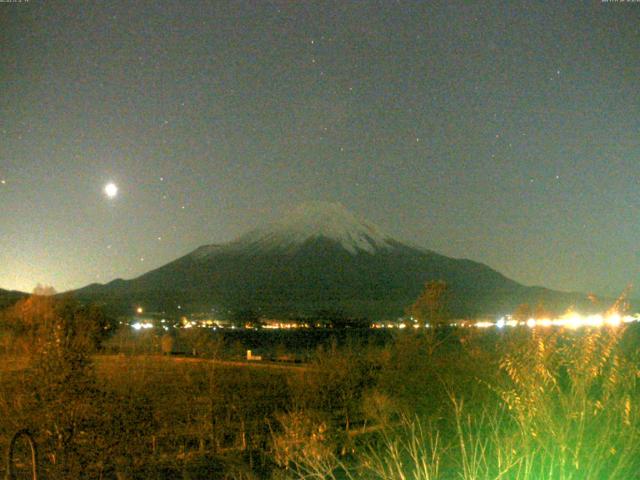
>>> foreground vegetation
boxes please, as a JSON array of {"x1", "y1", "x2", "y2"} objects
[{"x1": 0, "y1": 294, "x2": 639, "y2": 479}]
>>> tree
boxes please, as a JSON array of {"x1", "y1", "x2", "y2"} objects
[
  {"x1": 513, "y1": 303, "x2": 532, "y2": 322},
  {"x1": 407, "y1": 280, "x2": 449, "y2": 328},
  {"x1": 229, "y1": 308, "x2": 261, "y2": 328},
  {"x1": 161, "y1": 333, "x2": 175, "y2": 355},
  {"x1": 0, "y1": 293, "x2": 134, "y2": 477},
  {"x1": 0, "y1": 287, "x2": 116, "y2": 354},
  {"x1": 0, "y1": 289, "x2": 58, "y2": 354},
  {"x1": 177, "y1": 327, "x2": 223, "y2": 357},
  {"x1": 533, "y1": 300, "x2": 552, "y2": 320}
]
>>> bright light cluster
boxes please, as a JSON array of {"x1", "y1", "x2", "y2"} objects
[
  {"x1": 129, "y1": 312, "x2": 639, "y2": 332},
  {"x1": 370, "y1": 312, "x2": 640, "y2": 331},
  {"x1": 485, "y1": 312, "x2": 640, "y2": 330},
  {"x1": 262, "y1": 322, "x2": 310, "y2": 329},
  {"x1": 132, "y1": 321, "x2": 153, "y2": 330}
]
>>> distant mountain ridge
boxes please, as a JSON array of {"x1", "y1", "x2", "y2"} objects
[
  {"x1": 74, "y1": 202, "x2": 594, "y2": 320},
  {"x1": 0, "y1": 288, "x2": 27, "y2": 309}
]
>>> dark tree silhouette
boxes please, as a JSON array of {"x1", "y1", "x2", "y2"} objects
[{"x1": 407, "y1": 280, "x2": 449, "y2": 328}]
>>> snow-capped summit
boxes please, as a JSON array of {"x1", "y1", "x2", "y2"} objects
[{"x1": 233, "y1": 201, "x2": 394, "y2": 254}]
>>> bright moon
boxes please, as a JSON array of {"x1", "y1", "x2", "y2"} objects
[{"x1": 104, "y1": 182, "x2": 118, "y2": 198}]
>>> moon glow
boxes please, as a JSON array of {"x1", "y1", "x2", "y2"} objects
[{"x1": 104, "y1": 182, "x2": 118, "y2": 199}]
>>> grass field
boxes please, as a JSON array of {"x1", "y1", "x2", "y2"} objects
[{"x1": 1, "y1": 312, "x2": 640, "y2": 478}]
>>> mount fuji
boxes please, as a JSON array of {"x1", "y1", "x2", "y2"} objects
[{"x1": 74, "y1": 202, "x2": 588, "y2": 320}]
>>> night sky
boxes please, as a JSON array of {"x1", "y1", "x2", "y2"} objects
[{"x1": 1, "y1": 1, "x2": 638, "y2": 297}]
